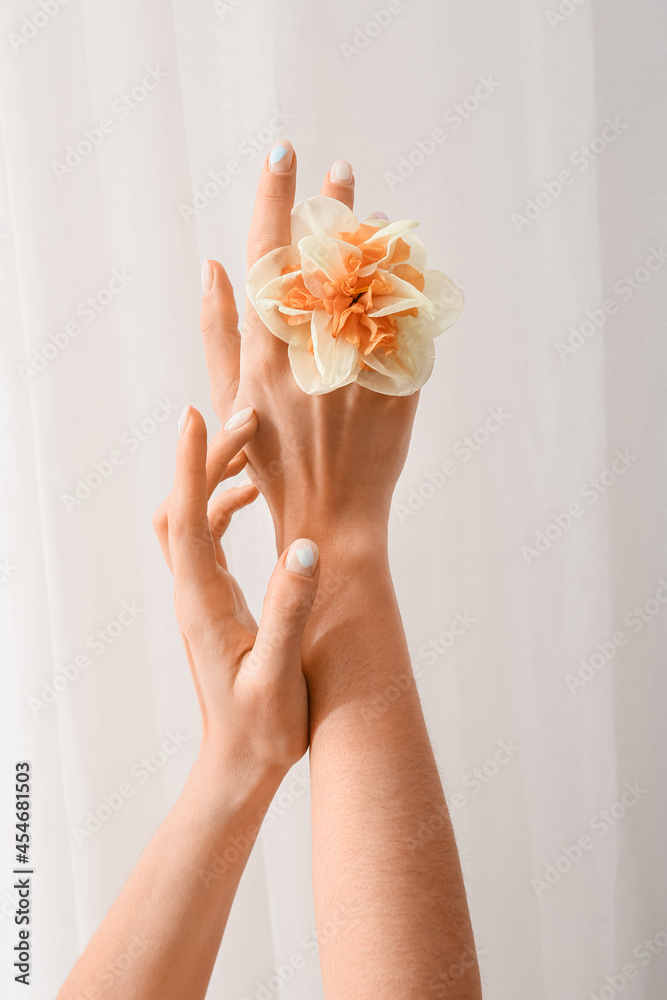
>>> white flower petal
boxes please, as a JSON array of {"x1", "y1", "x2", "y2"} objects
[
  {"x1": 422, "y1": 269, "x2": 464, "y2": 335},
  {"x1": 287, "y1": 331, "x2": 329, "y2": 394},
  {"x1": 367, "y1": 272, "x2": 435, "y2": 318},
  {"x1": 358, "y1": 330, "x2": 434, "y2": 396},
  {"x1": 291, "y1": 195, "x2": 359, "y2": 243},
  {"x1": 311, "y1": 310, "x2": 360, "y2": 389},
  {"x1": 247, "y1": 245, "x2": 300, "y2": 302},
  {"x1": 246, "y1": 246, "x2": 304, "y2": 343},
  {"x1": 360, "y1": 218, "x2": 419, "y2": 268},
  {"x1": 298, "y1": 235, "x2": 363, "y2": 296},
  {"x1": 254, "y1": 270, "x2": 311, "y2": 316},
  {"x1": 397, "y1": 231, "x2": 427, "y2": 272}
]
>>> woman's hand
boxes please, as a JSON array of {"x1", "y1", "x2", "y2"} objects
[
  {"x1": 153, "y1": 404, "x2": 320, "y2": 779},
  {"x1": 199, "y1": 145, "x2": 418, "y2": 554}
]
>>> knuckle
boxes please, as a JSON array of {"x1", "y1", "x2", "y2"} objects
[{"x1": 266, "y1": 588, "x2": 312, "y2": 631}]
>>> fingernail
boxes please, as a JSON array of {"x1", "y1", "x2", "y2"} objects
[
  {"x1": 286, "y1": 539, "x2": 319, "y2": 578},
  {"x1": 224, "y1": 406, "x2": 254, "y2": 431},
  {"x1": 269, "y1": 141, "x2": 294, "y2": 172},
  {"x1": 236, "y1": 477, "x2": 253, "y2": 488},
  {"x1": 330, "y1": 160, "x2": 353, "y2": 185},
  {"x1": 369, "y1": 211, "x2": 389, "y2": 220},
  {"x1": 202, "y1": 259, "x2": 213, "y2": 293},
  {"x1": 178, "y1": 405, "x2": 191, "y2": 438}
]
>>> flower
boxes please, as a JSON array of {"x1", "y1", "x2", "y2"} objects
[{"x1": 246, "y1": 195, "x2": 464, "y2": 395}]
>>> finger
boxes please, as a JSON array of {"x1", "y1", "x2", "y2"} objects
[
  {"x1": 245, "y1": 539, "x2": 320, "y2": 680},
  {"x1": 201, "y1": 260, "x2": 241, "y2": 424},
  {"x1": 319, "y1": 159, "x2": 355, "y2": 210},
  {"x1": 152, "y1": 416, "x2": 254, "y2": 576},
  {"x1": 152, "y1": 495, "x2": 172, "y2": 570},
  {"x1": 247, "y1": 140, "x2": 296, "y2": 269},
  {"x1": 169, "y1": 406, "x2": 217, "y2": 586},
  {"x1": 209, "y1": 481, "x2": 260, "y2": 568},
  {"x1": 205, "y1": 408, "x2": 257, "y2": 497}
]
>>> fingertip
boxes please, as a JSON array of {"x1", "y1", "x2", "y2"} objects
[
  {"x1": 223, "y1": 406, "x2": 256, "y2": 433},
  {"x1": 178, "y1": 404, "x2": 206, "y2": 439},
  {"x1": 268, "y1": 139, "x2": 295, "y2": 174},
  {"x1": 177, "y1": 404, "x2": 191, "y2": 439},
  {"x1": 201, "y1": 259, "x2": 239, "y2": 327},
  {"x1": 319, "y1": 162, "x2": 355, "y2": 209},
  {"x1": 284, "y1": 538, "x2": 319, "y2": 579},
  {"x1": 329, "y1": 160, "x2": 354, "y2": 186}
]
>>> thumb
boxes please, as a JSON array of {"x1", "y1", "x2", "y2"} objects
[{"x1": 250, "y1": 539, "x2": 320, "y2": 678}]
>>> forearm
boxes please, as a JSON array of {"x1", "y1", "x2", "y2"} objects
[
  {"x1": 57, "y1": 748, "x2": 282, "y2": 1000},
  {"x1": 300, "y1": 532, "x2": 481, "y2": 999}
]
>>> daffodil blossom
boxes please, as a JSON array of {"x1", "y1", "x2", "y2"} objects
[{"x1": 246, "y1": 196, "x2": 464, "y2": 395}]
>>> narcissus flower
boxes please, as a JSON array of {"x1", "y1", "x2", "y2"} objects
[{"x1": 246, "y1": 195, "x2": 464, "y2": 395}]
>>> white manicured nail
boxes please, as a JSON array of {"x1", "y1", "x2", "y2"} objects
[
  {"x1": 178, "y1": 405, "x2": 191, "y2": 438},
  {"x1": 286, "y1": 539, "x2": 319, "y2": 578},
  {"x1": 202, "y1": 260, "x2": 213, "y2": 293},
  {"x1": 224, "y1": 407, "x2": 254, "y2": 431},
  {"x1": 329, "y1": 160, "x2": 353, "y2": 184}
]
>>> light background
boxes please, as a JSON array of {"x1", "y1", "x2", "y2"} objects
[{"x1": 1, "y1": 0, "x2": 666, "y2": 997}]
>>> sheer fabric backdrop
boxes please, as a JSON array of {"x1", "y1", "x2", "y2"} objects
[{"x1": 0, "y1": 1, "x2": 665, "y2": 997}]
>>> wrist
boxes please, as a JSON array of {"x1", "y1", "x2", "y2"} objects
[
  {"x1": 192, "y1": 738, "x2": 287, "y2": 812},
  {"x1": 275, "y1": 519, "x2": 389, "y2": 564}
]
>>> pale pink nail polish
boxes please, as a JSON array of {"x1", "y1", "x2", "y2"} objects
[
  {"x1": 224, "y1": 407, "x2": 254, "y2": 431},
  {"x1": 202, "y1": 260, "x2": 213, "y2": 293},
  {"x1": 369, "y1": 211, "x2": 389, "y2": 220},
  {"x1": 286, "y1": 539, "x2": 319, "y2": 578},
  {"x1": 178, "y1": 405, "x2": 191, "y2": 438},
  {"x1": 330, "y1": 160, "x2": 353, "y2": 185}
]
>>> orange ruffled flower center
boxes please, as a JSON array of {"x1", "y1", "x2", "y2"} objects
[{"x1": 279, "y1": 226, "x2": 425, "y2": 362}]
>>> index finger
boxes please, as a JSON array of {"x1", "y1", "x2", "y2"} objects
[{"x1": 169, "y1": 406, "x2": 217, "y2": 587}]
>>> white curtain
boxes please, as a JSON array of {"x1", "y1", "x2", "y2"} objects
[{"x1": 1, "y1": 0, "x2": 666, "y2": 997}]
